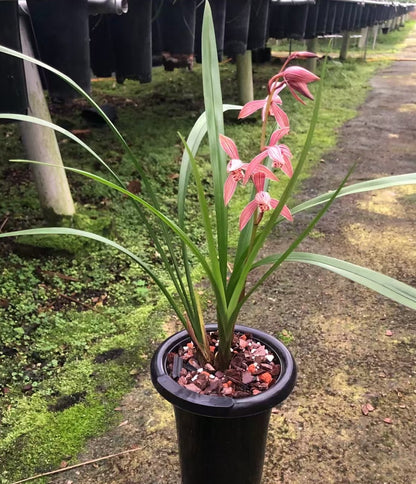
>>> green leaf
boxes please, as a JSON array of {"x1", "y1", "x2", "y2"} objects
[
  {"x1": 0, "y1": 113, "x2": 121, "y2": 184},
  {"x1": 201, "y1": 2, "x2": 228, "y2": 284},
  {"x1": 254, "y1": 252, "x2": 416, "y2": 310},
  {"x1": 292, "y1": 173, "x2": 416, "y2": 216},
  {"x1": 178, "y1": 104, "x2": 241, "y2": 227}
]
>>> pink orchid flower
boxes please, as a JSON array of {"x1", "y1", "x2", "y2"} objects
[
  {"x1": 239, "y1": 191, "x2": 293, "y2": 231},
  {"x1": 281, "y1": 66, "x2": 320, "y2": 105},
  {"x1": 243, "y1": 127, "x2": 293, "y2": 182},
  {"x1": 287, "y1": 51, "x2": 319, "y2": 62},
  {"x1": 220, "y1": 134, "x2": 278, "y2": 205},
  {"x1": 238, "y1": 85, "x2": 289, "y2": 128}
]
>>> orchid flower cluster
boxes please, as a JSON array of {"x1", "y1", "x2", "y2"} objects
[{"x1": 220, "y1": 53, "x2": 319, "y2": 231}]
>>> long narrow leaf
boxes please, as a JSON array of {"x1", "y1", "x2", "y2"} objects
[
  {"x1": 201, "y1": 3, "x2": 228, "y2": 284},
  {"x1": 179, "y1": 135, "x2": 228, "y2": 335},
  {"x1": 0, "y1": 113, "x2": 121, "y2": 183},
  {"x1": 292, "y1": 173, "x2": 416, "y2": 215},
  {"x1": 253, "y1": 252, "x2": 416, "y2": 310},
  {"x1": 230, "y1": 164, "x2": 354, "y2": 324},
  {"x1": 10, "y1": 160, "x2": 217, "y2": 289},
  {"x1": 178, "y1": 104, "x2": 241, "y2": 227}
]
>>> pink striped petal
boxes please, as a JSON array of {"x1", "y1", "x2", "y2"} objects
[
  {"x1": 270, "y1": 127, "x2": 290, "y2": 145},
  {"x1": 219, "y1": 134, "x2": 239, "y2": 159},
  {"x1": 252, "y1": 172, "x2": 266, "y2": 192},
  {"x1": 289, "y1": 51, "x2": 319, "y2": 61},
  {"x1": 270, "y1": 199, "x2": 293, "y2": 221},
  {"x1": 281, "y1": 159, "x2": 294, "y2": 178},
  {"x1": 224, "y1": 175, "x2": 238, "y2": 205},
  {"x1": 255, "y1": 164, "x2": 279, "y2": 182},
  {"x1": 238, "y1": 99, "x2": 266, "y2": 119},
  {"x1": 270, "y1": 104, "x2": 290, "y2": 128},
  {"x1": 239, "y1": 200, "x2": 258, "y2": 230},
  {"x1": 243, "y1": 150, "x2": 268, "y2": 184}
]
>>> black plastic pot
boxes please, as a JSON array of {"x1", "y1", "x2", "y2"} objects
[
  {"x1": 224, "y1": 0, "x2": 252, "y2": 58},
  {"x1": 285, "y1": 5, "x2": 310, "y2": 40},
  {"x1": 151, "y1": 324, "x2": 297, "y2": 484},
  {"x1": 247, "y1": 0, "x2": 270, "y2": 50},
  {"x1": 316, "y1": 0, "x2": 329, "y2": 36},
  {"x1": 0, "y1": 0, "x2": 28, "y2": 116},
  {"x1": 27, "y1": 0, "x2": 90, "y2": 102}
]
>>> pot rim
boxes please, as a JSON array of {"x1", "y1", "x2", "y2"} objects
[{"x1": 151, "y1": 324, "x2": 296, "y2": 417}]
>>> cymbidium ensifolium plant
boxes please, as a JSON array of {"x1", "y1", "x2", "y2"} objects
[{"x1": 0, "y1": 2, "x2": 415, "y2": 372}]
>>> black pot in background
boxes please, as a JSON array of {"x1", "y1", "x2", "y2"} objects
[
  {"x1": 247, "y1": 0, "x2": 270, "y2": 50},
  {"x1": 224, "y1": 0, "x2": 252, "y2": 58},
  {"x1": 151, "y1": 324, "x2": 297, "y2": 484},
  {"x1": 195, "y1": 0, "x2": 227, "y2": 63},
  {"x1": 0, "y1": 0, "x2": 28, "y2": 115},
  {"x1": 285, "y1": 4, "x2": 310, "y2": 40},
  {"x1": 268, "y1": 3, "x2": 290, "y2": 39},
  {"x1": 27, "y1": 0, "x2": 90, "y2": 102},
  {"x1": 333, "y1": 2, "x2": 345, "y2": 34},
  {"x1": 316, "y1": 0, "x2": 329, "y2": 36},
  {"x1": 110, "y1": 0, "x2": 152, "y2": 83},
  {"x1": 326, "y1": 1, "x2": 338, "y2": 35},
  {"x1": 305, "y1": 3, "x2": 320, "y2": 39}
]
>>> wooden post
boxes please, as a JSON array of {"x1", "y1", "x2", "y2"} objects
[
  {"x1": 372, "y1": 24, "x2": 378, "y2": 50},
  {"x1": 19, "y1": 14, "x2": 75, "y2": 222},
  {"x1": 305, "y1": 38, "x2": 318, "y2": 73},
  {"x1": 358, "y1": 27, "x2": 368, "y2": 50},
  {"x1": 339, "y1": 31, "x2": 350, "y2": 61},
  {"x1": 236, "y1": 50, "x2": 253, "y2": 105}
]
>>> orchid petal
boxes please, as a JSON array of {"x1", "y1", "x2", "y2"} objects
[
  {"x1": 243, "y1": 150, "x2": 268, "y2": 184},
  {"x1": 270, "y1": 127, "x2": 290, "y2": 145},
  {"x1": 227, "y1": 158, "x2": 245, "y2": 172},
  {"x1": 224, "y1": 175, "x2": 238, "y2": 205},
  {"x1": 255, "y1": 164, "x2": 279, "y2": 182},
  {"x1": 281, "y1": 159, "x2": 294, "y2": 178},
  {"x1": 287, "y1": 83, "x2": 306, "y2": 105},
  {"x1": 255, "y1": 191, "x2": 272, "y2": 208},
  {"x1": 238, "y1": 99, "x2": 266, "y2": 119},
  {"x1": 270, "y1": 103, "x2": 290, "y2": 128},
  {"x1": 252, "y1": 172, "x2": 266, "y2": 192},
  {"x1": 283, "y1": 66, "x2": 320, "y2": 84},
  {"x1": 219, "y1": 134, "x2": 239, "y2": 159},
  {"x1": 270, "y1": 199, "x2": 293, "y2": 221},
  {"x1": 239, "y1": 200, "x2": 258, "y2": 230},
  {"x1": 267, "y1": 145, "x2": 284, "y2": 164},
  {"x1": 289, "y1": 51, "x2": 319, "y2": 60}
]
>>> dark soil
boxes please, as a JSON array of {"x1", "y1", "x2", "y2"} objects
[{"x1": 52, "y1": 31, "x2": 416, "y2": 484}]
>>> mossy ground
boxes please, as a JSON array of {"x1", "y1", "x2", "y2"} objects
[{"x1": 0, "y1": 22, "x2": 414, "y2": 483}]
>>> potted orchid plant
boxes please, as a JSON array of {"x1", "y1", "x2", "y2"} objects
[{"x1": 0, "y1": 2, "x2": 415, "y2": 482}]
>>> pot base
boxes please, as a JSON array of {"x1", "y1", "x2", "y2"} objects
[{"x1": 175, "y1": 406, "x2": 270, "y2": 484}]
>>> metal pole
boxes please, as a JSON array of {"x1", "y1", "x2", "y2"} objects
[{"x1": 339, "y1": 31, "x2": 350, "y2": 61}]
